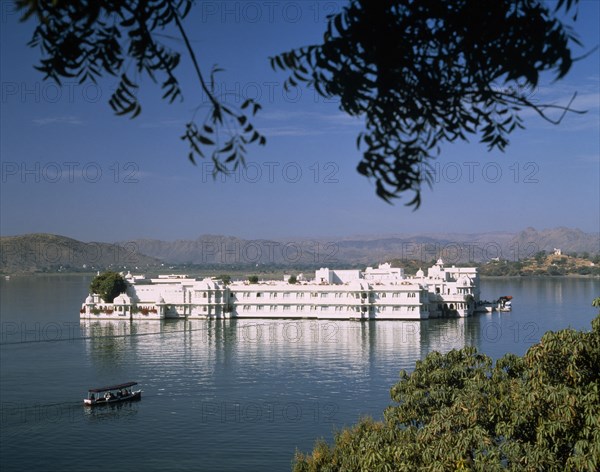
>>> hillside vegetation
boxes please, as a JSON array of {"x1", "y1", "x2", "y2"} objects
[
  {"x1": 1, "y1": 232, "x2": 598, "y2": 276},
  {"x1": 294, "y1": 312, "x2": 600, "y2": 471},
  {"x1": 479, "y1": 252, "x2": 600, "y2": 277},
  {"x1": 0, "y1": 233, "x2": 162, "y2": 274}
]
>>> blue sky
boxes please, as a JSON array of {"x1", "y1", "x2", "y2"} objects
[{"x1": 1, "y1": 1, "x2": 598, "y2": 242}]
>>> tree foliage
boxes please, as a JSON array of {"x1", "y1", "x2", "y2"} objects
[
  {"x1": 216, "y1": 274, "x2": 232, "y2": 285},
  {"x1": 248, "y1": 275, "x2": 259, "y2": 284},
  {"x1": 272, "y1": 0, "x2": 584, "y2": 205},
  {"x1": 90, "y1": 271, "x2": 127, "y2": 303},
  {"x1": 294, "y1": 314, "x2": 600, "y2": 471},
  {"x1": 16, "y1": 0, "x2": 587, "y2": 205},
  {"x1": 15, "y1": 0, "x2": 265, "y2": 175}
]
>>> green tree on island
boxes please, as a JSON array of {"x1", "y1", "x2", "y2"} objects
[
  {"x1": 216, "y1": 274, "x2": 232, "y2": 285},
  {"x1": 90, "y1": 271, "x2": 128, "y2": 303},
  {"x1": 294, "y1": 314, "x2": 600, "y2": 471}
]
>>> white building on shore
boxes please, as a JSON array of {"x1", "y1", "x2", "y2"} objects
[
  {"x1": 80, "y1": 261, "x2": 479, "y2": 321},
  {"x1": 81, "y1": 274, "x2": 228, "y2": 320},
  {"x1": 409, "y1": 259, "x2": 479, "y2": 318}
]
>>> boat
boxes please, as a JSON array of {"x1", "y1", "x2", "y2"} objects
[
  {"x1": 474, "y1": 301, "x2": 495, "y2": 313},
  {"x1": 497, "y1": 296, "x2": 513, "y2": 312},
  {"x1": 84, "y1": 381, "x2": 142, "y2": 406}
]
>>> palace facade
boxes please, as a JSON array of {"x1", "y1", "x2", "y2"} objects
[{"x1": 80, "y1": 260, "x2": 479, "y2": 321}]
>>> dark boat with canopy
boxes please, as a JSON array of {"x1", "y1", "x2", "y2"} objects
[{"x1": 84, "y1": 381, "x2": 142, "y2": 406}]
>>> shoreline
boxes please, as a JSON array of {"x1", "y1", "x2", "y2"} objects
[
  {"x1": 2, "y1": 271, "x2": 598, "y2": 280},
  {"x1": 480, "y1": 274, "x2": 600, "y2": 279}
]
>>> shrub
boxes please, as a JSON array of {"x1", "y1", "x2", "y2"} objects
[{"x1": 294, "y1": 314, "x2": 600, "y2": 471}]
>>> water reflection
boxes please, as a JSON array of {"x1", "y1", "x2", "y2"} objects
[
  {"x1": 81, "y1": 318, "x2": 483, "y2": 371},
  {"x1": 554, "y1": 279, "x2": 563, "y2": 305},
  {"x1": 82, "y1": 400, "x2": 140, "y2": 422}
]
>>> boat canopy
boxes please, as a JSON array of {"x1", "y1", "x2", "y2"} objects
[{"x1": 88, "y1": 381, "x2": 138, "y2": 393}]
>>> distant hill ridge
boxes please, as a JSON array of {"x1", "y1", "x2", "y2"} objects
[
  {"x1": 1, "y1": 228, "x2": 598, "y2": 273},
  {"x1": 124, "y1": 227, "x2": 599, "y2": 266},
  {"x1": 0, "y1": 233, "x2": 162, "y2": 274}
]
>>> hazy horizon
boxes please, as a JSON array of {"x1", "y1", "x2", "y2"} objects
[{"x1": 1, "y1": 225, "x2": 598, "y2": 245}]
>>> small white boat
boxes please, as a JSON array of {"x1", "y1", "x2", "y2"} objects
[{"x1": 84, "y1": 381, "x2": 142, "y2": 406}]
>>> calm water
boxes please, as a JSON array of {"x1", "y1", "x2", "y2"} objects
[{"x1": 1, "y1": 275, "x2": 598, "y2": 471}]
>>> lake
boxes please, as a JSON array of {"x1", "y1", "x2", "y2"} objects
[{"x1": 1, "y1": 275, "x2": 598, "y2": 471}]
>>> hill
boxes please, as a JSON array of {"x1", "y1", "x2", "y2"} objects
[
  {"x1": 1, "y1": 227, "x2": 597, "y2": 274},
  {"x1": 0, "y1": 234, "x2": 163, "y2": 274},
  {"x1": 479, "y1": 251, "x2": 600, "y2": 277},
  {"x1": 125, "y1": 227, "x2": 599, "y2": 267}
]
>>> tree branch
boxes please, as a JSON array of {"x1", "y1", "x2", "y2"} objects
[
  {"x1": 170, "y1": 7, "x2": 219, "y2": 109},
  {"x1": 495, "y1": 91, "x2": 586, "y2": 125}
]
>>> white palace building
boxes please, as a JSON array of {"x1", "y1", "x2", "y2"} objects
[{"x1": 80, "y1": 260, "x2": 480, "y2": 321}]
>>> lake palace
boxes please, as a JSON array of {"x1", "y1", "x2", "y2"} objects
[{"x1": 80, "y1": 260, "x2": 482, "y2": 321}]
